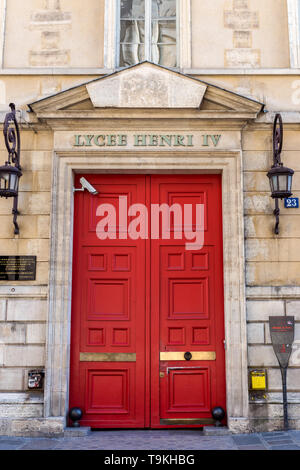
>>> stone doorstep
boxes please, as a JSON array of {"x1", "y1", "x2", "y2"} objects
[
  {"x1": 0, "y1": 417, "x2": 65, "y2": 437},
  {"x1": 64, "y1": 427, "x2": 92, "y2": 437},
  {"x1": 0, "y1": 415, "x2": 299, "y2": 438},
  {"x1": 202, "y1": 426, "x2": 231, "y2": 436}
]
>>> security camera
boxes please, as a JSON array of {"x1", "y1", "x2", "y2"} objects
[
  {"x1": 80, "y1": 177, "x2": 98, "y2": 195},
  {"x1": 73, "y1": 177, "x2": 98, "y2": 195}
]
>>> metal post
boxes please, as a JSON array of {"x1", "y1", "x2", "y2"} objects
[
  {"x1": 274, "y1": 198, "x2": 280, "y2": 235},
  {"x1": 269, "y1": 316, "x2": 295, "y2": 432},
  {"x1": 272, "y1": 114, "x2": 282, "y2": 235},
  {"x1": 12, "y1": 195, "x2": 19, "y2": 235},
  {"x1": 280, "y1": 367, "x2": 289, "y2": 430}
]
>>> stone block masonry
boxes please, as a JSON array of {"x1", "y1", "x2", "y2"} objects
[
  {"x1": 243, "y1": 125, "x2": 300, "y2": 430},
  {"x1": 29, "y1": 0, "x2": 71, "y2": 67},
  {"x1": 246, "y1": 298, "x2": 300, "y2": 430},
  {"x1": 0, "y1": 130, "x2": 52, "y2": 427},
  {"x1": 224, "y1": 0, "x2": 260, "y2": 67},
  {"x1": 0, "y1": 296, "x2": 48, "y2": 420}
]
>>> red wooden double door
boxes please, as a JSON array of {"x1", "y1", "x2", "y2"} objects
[{"x1": 70, "y1": 174, "x2": 226, "y2": 428}]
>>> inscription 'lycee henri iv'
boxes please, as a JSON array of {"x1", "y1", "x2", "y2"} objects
[{"x1": 74, "y1": 134, "x2": 222, "y2": 148}]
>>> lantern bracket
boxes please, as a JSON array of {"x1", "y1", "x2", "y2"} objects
[
  {"x1": 267, "y1": 114, "x2": 295, "y2": 235},
  {"x1": 2, "y1": 103, "x2": 21, "y2": 235},
  {"x1": 273, "y1": 113, "x2": 283, "y2": 168},
  {"x1": 274, "y1": 114, "x2": 282, "y2": 235},
  {"x1": 274, "y1": 199, "x2": 280, "y2": 236},
  {"x1": 274, "y1": 114, "x2": 283, "y2": 235}
]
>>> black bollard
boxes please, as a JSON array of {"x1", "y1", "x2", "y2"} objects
[
  {"x1": 212, "y1": 407, "x2": 225, "y2": 427},
  {"x1": 69, "y1": 407, "x2": 83, "y2": 428}
]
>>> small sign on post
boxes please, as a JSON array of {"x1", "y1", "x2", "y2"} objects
[{"x1": 269, "y1": 316, "x2": 295, "y2": 430}]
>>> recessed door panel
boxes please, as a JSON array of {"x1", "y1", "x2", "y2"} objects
[{"x1": 166, "y1": 368, "x2": 211, "y2": 413}]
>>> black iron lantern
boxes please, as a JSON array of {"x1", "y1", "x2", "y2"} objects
[
  {"x1": 0, "y1": 163, "x2": 22, "y2": 198},
  {"x1": 0, "y1": 103, "x2": 22, "y2": 234},
  {"x1": 267, "y1": 165, "x2": 294, "y2": 199},
  {"x1": 267, "y1": 114, "x2": 294, "y2": 234}
]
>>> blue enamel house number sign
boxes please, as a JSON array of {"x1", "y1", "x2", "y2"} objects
[{"x1": 284, "y1": 198, "x2": 299, "y2": 208}]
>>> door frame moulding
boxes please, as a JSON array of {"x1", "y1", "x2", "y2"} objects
[{"x1": 44, "y1": 149, "x2": 249, "y2": 433}]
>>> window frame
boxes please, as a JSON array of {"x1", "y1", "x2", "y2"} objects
[
  {"x1": 287, "y1": 0, "x2": 300, "y2": 68},
  {"x1": 104, "y1": 0, "x2": 191, "y2": 70}
]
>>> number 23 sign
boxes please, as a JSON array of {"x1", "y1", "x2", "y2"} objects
[{"x1": 285, "y1": 197, "x2": 299, "y2": 208}]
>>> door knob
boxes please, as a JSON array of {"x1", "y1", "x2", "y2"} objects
[{"x1": 184, "y1": 352, "x2": 192, "y2": 361}]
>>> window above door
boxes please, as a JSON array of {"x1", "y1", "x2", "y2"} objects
[
  {"x1": 104, "y1": 0, "x2": 191, "y2": 70},
  {"x1": 119, "y1": 0, "x2": 177, "y2": 68}
]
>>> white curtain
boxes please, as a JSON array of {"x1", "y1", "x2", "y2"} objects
[{"x1": 121, "y1": 0, "x2": 176, "y2": 67}]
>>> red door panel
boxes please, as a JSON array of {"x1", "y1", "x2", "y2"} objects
[
  {"x1": 69, "y1": 175, "x2": 147, "y2": 428},
  {"x1": 70, "y1": 174, "x2": 226, "y2": 428},
  {"x1": 150, "y1": 175, "x2": 226, "y2": 427}
]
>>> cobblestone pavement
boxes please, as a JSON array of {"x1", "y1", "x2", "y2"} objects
[{"x1": 0, "y1": 430, "x2": 300, "y2": 451}]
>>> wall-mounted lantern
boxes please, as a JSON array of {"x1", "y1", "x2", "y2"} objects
[
  {"x1": 267, "y1": 114, "x2": 294, "y2": 235},
  {"x1": 0, "y1": 104, "x2": 22, "y2": 234}
]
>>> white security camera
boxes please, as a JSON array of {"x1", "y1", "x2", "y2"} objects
[
  {"x1": 80, "y1": 177, "x2": 98, "y2": 195},
  {"x1": 73, "y1": 177, "x2": 99, "y2": 195}
]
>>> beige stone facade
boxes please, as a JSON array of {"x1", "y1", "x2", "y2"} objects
[{"x1": 0, "y1": 0, "x2": 299, "y2": 436}]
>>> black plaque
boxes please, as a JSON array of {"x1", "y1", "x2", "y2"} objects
[{"x1": 0, "y1": 256, "x2": 36, "y2": 281}]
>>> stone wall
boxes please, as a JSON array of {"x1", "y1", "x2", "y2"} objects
[
  {"x1": 243, "y1": 128, "x2": 300, "y2": 430},
  {"x1": 0, "y1": 0, "x2": 299, "y2": 435},
  {"x1": 0, "y1": 130, "x2": 53, "y2": 422},
  {"x1": 0, "y1": 119, "x2": 300, "y2": 434},
  {"x1": 0, "y1": 0, "x2": 292, "y2": 71},
  {"x1": 191, "y1": 0, "x2": 290, "y2": 69},
  {"x1": 3, "y1": 0, "x2": 105, "y2": 69}
]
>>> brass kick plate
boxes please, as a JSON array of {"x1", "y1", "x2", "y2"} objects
[
  {"x1": 160, "y1": 351, "x2": 216, "y2": 361},
  {"x1": 80, "y1": 353, "x2": 136, "y2": 362},
  {"x1": 160, "y1": 419, "x2": 215, "y2": 426}
]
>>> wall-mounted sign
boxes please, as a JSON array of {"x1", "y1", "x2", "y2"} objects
[
  {"x1": 28, "y1": 370, "x2": 45, "y2": 390},
  {"x1": 284, "y1": 197, "x2": 299, "y2": 209},
  {"x1": 0, "y1": 256, "x2": 36, "y2": 281},
  {"x1": 269, "y1": 316, "x2": 295, "y2": 430},
  {"x1": 73, "y1": 133, "x2": 223, "y2": 149},
  {"x1": 250, "y1": 370, "x2": 267, "y2": 391},
  {"x1": 269, "y1": 316, "x2": 294, "y2": 369}
]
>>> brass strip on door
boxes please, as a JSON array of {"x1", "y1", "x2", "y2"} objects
[
  {"x1": 80, "y1": 353, "x2": 136, "y2": 362},
  {"x1": 160, "y1": 351, "x2": 216, "y2": 361},
  {"x1": 160, "y1": 419, "x2": 215, "y2": 425}
]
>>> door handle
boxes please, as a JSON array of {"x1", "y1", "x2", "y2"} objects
[{"x1": 184, "y1": 352, "x2": 192, "y2": 361}]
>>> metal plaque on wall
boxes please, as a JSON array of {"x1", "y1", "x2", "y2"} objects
[
  {"x1": 269, "y1": 316, "x2": 295, "y2": 369},
  {"x1": 0, "y1": 256, "x2": 36, "y2": 281}
]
